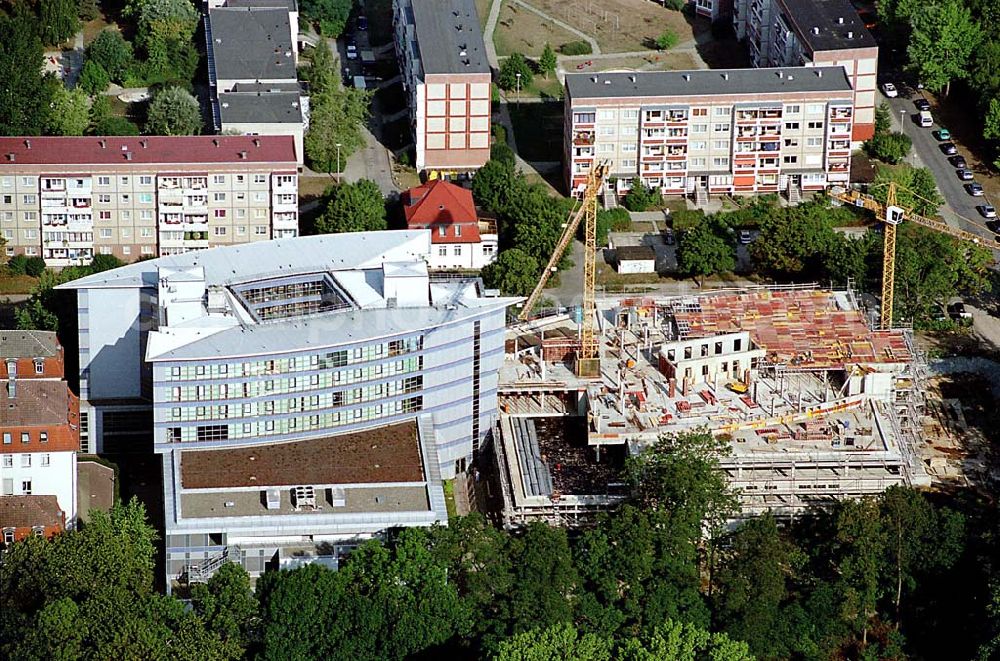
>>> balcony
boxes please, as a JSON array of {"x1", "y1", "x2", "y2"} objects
[{"x1": 572, "y1": 131, "x2": 595, "y2": 146}]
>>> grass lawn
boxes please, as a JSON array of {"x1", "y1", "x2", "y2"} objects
[
  {"x1": 443, "y1": 479, "x2": 457, "y2": 518},
  {"x1": 508, "y1": 101, "x2": 564, "y2": 162},
  {"x1": 494, "y1": 0, "x2": 581, "y2": 57},
  {"x1": 0, "y1": 275, "x2": 39, "y2": 296},
  {"x1": 475, "y1": 0, "x2": 492, "y2": 29},
  {"x1": 298, "y1": 175, "x2": 336, "y2": 199}
]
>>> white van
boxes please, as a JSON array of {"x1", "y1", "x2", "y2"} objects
[{"x1": 918, "y1": 110, "x2": 933, "y2": 127}]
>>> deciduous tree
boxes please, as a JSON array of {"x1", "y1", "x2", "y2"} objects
[
  {"x1": 301, "y1": 0, "x2": 352, "y2": 38},
  {"x1": 87, "y1": 30, "x2": 134, "y2": 83},
  {"x1": 677, "y1": 218, "x2": 735, "y2": 280},
  {"x1": 0, "y1": 12, "x2": 51, "y2": 135},
  {"x1": 498, "y1": 53, "x2": 533, "y2": 92},
  {"x1": 906, "y1": 0, "x2": 982, "y2": 96},
  {"x1": 39, "y1": 0, "x2": 80, "y2": 46},
  {"x1": 145, "y1": 85, "x2": 201, "y2": 135},
  {"x1": 78, "y1": 60, "x2": 111, "y2": 96},
  {"x1": 539, "y1": 43, "x2": 557, "y2": 80},
  {"x1": 315, "y1": 179, "x2": 386, "y2": 234},
  {"x1": 45, "y1": 86, "x2": 90, "y2": 136},
  {"x1": 480, "y1": 248, "x2": 539, "y2": 297}
]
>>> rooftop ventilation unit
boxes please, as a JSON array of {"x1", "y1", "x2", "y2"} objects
[
  {"x1": 239, "y1": 150, "x2": 247, "y2": 159},
  {"x1": 265, "y1": 488, "x2": 281, "y2": 510},
  {"x1": 847, "y1": 31, "x2": 854, "y2": 38},
  {"x1": 812, "y1": 26, "x2": 820, "y2": 34},
  {"x1": 837, "y1": 16, "x2": 844, "y2": 24}
]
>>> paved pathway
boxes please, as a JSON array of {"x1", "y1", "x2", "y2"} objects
[{"x1": 483, "y1": 0, "x2": 503, "y2": 69}]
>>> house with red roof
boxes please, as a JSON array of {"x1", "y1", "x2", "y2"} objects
[{"x1": 402, "y1": 180, "x2": 498, "y2": 270}]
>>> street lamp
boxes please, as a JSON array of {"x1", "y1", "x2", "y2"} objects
[
  {"x1": 515, "y1": 72, "x2": 521, "y2": 108},
  {"x1": 336, "y1": 143, "x2": 342, "y2": 183},
  {"x1": 898, "y1": 109, "x2": 911, "y2": 164}
]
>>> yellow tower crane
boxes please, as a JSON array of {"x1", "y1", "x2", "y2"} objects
[
  {"x1": 828, "y1": 183, "x2": 1000, "y2": 330},
  {"x1": 519, "y1": 162, "x2": 609, "y2": 377}
]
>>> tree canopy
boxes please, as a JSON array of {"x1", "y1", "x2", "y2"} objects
[
  {"x1": 303, "y1": 40, "x2": 371, "y2": 172},
  {"x1": 145, "y1": 85, "x2": 202, "y2": 135},
  {"x1": 315, "y1": 179, "x2": 387, "y2": 234},
  {"x1": 906, "y1": 0, "x2": 982, "y2": 96},
  {"x1": 498, "y1": 53, "x2": 533, "y2": 91}
]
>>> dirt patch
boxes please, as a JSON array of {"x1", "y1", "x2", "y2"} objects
[
  {"x1": 475, "y1": 0, "x2": 492, "y2": 29},
  {"x1": 589, "y1": 51, "x2": 699, "y2": 72},
  {"x1": 525, "y1": 0, "x2": 705, "y2": 54},
  {"x1": 181, "y1": 420, "x2": 423, "y2": 488},
  {"x1": 298, "y1": 174, "x2": 336, "y2": 200},
  {"x1": 494, "y1": 1, "x2": 582, "y2": 57},
  {"x1": 0, "y1": 275, "x2": 39, "y2": 296}
]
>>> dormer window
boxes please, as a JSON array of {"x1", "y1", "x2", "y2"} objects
[{"x1": 438, "y1": 226, "x2": 446, "y2": 237}]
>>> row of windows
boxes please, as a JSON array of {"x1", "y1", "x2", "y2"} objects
[
  {"x1": 1, "y1": 453, "x2": 52, "y2": 468},
  {"x1": 168, "y1": 376, "x2": 423, "y2": 421},
  {"x1": 163, "y1": 338, "x2": 424, "y2": 381},
  {"x1": 2, "y1": 431, "x2": 49, "y2": 444},
  {"x1": 0, "y1": 479, "x2": 34, "y2": 496},
  {"x1": 165, "y1": 396, "x2": 423, "y2": 442}
]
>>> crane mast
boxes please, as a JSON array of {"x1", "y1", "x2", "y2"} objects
[{"x1": 519, "y1": 162, "x2": 608, "y2": 377}]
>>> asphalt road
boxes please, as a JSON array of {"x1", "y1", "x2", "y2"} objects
[{"x1": 884, "y1": 91, "x2": 996, "y2": 240}]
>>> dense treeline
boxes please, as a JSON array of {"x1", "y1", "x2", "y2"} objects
[{"x1": 2, "y1": 431, "x2": 998, "y2": 660}]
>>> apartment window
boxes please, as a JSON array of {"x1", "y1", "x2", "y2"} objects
[
  {"x1": 97, "y1": 176, "x2": 110, "y2": 186},
  {"x1": 597, "y1": 109, "x2": 616, "y2": 120},
  {"x1": 712, "y1": 157, "x2": 730, "y2": 166},
  {"x1": 21, "y1": 480, "x2": 32, "y2": 495},
  {"x1": 2, "y1": 230, "x2": 11, "y2": 240},
  {"x1": 0, "y1": 177, "x2": 10, "y2": 187},
  {"x1": 807, "y1": 121, "x2": 824, "y2": 130},
  {"x1": 712, "y1": 140, "x2": 728, "y2": 150},
  {"x1": 598, "y1": 126, "x2": 615, "y2": 137},
  {"x1": 98, "y1": 194, "x2": 111, "y2": 203},
  {"x1": 483, "y1": 244, "x2": 495, "y2": 256},
  {"x1": 139, "y1": 175, "x2": 152, "y2": 185},
  {"x1": 236, "y1": 175, "x2": 245, "y2": 184},
  {"x1": 140, "y1": 210, "x2": 152, "y2": 220},
  {"x1": 714, "y1": 107, "x2": 731, "y2": 116},
  {"x1": 253, "y1": 174, "x2": 267, "y2": 184},
  {"x1": 2, "y1": 433, "x2": 9, "y2": 444},
  {"x1": 254, "y1": 209, "x2": 266, "y2": 218},
  {"x1": 1, "y1": 456, "x2": 10, "y2": 467},
  {"x1": 784, "y1": 138, "x2": 799, "y2": 148},
  {"x1": 455, "y1": 226, "x2": 462, "y2": 237},
  {"x1": 34, "y1": 361, "x2": 43, "y2": 375},
  {"x1": 598, "y1": 143, "x2": 614, "y2": 153},
  {"x1": 1, "y1": 195, "x2": 10, "y2": 204},
  {"x1": 140, "y1": 227, "x2": 153, "y2": 237},
  {"x1": 21, "y1": 455, "x2": 30, "y2": 467},
  {"x1": 622, "y1": 109, "x2": 639, "y2": 119},
  {"x1": 214, "y1": 209, "x2": 226, "y2": 218},
  {"x1": 214, "y1": 193, "x2": 226, "y2": 202},
  {"x1": 690, "y1": 157, "x2": 706, "y2": 167},
  {"x1": 806, "y1": 103, "x2": 825, "y2": 114},
  {"x1": 214, "y1": 226, "x2": 227, "y2": 236},
  {"x1": 807, "y1": 137, "x2": 823, "y2": 147},
  {"x1": 690, "y1": 141, "x2": 707, "y2": 151},
  {"x1": 40, "y1": 454, "x2": 50, "y2": 467},
  {"x1": 454, "y1": 246, "x2": 462, "y2": 256},
  {"x1": 253, "y1": 192, "x2": 266, "y2": 203},
  {"x1": 121, "y1": 211, "x2": 131, "y2": 221},
  {"x1": 123, "y1": 246, "x2": 131, "y2": 255},
  {"x1": 121, "y1": 228, "x2": 131, "y2": 238},
  {"x1": 100, "y1": 246, "x2": 112, "y2": 255},
  {"x1": 573, "y1": 111, "x2": 596, "y2": 123},
  {"x1": 785, "y1": 122, "x2": 800, "y2": 130},
  {"x1": 141, "y1": 246, "x2": 154, "y2": 255},
  {"x1": 20, "y1": 432, "x2": 29, "y2": 444},
  {"x1": 98, "y1": 211, "x2": 111, "y2": 220},
  {"x1": 620, "y1": 159, "x2": 636, "y2": 168},
  {"x1": 138, "y1": 193, "x2": 153, "y2": 204},
  {"x1": 3, "y1": 529, "x2": 13, "y2": 543},
  {"x1": 23, "y1": 229, "x2": 37, "y2": 239},
  {"x1": 213, "y1": 175, "x2": 226, "y2": 184},
  {"x1": 20, "y1": 177, "x2": 33, "y2": 186},
  {"x1": 783, "y1": 155, "x2": 798, "y2": 164},
  {"x1": 692, "y1": 107, "x2": 708, "y2": 116},
  {"x1": 785, "y1": 104, "x2": 801, "y2": 114},
  {"x1": 120, "y1": 194, "x2": 130, "y2": 204},
  {"x1": 25, "y1": 247, "x2": 37, "y2": 256},
  {"x1": 119, "y1": 176, "x2": 129, "y2": 186},
  {"x1": 236, "y1": 225, "x2": 246, "y2": 234},
  {"x1": 713, "y1": 123, "x2": 730, "y2": 132},
  {"x1": 438, "y1": 246, "x2": 447, "y2": 256},
  {"x1": 99, "y1": 228, "x2": 112, "y2": 239},
  {"x1": 22, "y1": 194, "x2": 36, "y2": 205},
  {"x1": 621, "y1": 126, "x2": 637, "y2": 137},
  {"x1": 254, "y1": 226, "x2": 267, "y2": 235},
  {"x1": 621, "y1": 143, "x2": 636, "y2": 153},
  {"x1": 691, "y1": 124, "x2": 708, "y2": 134}
]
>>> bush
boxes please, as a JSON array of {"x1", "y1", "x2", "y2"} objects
[
  {"x1": 560, "y1": 41, "x2": 592, "y2": 56},
  {"x1": 94, "y1": 116, "x2": 140, "y2": 135},
  {"x1": 491, "y1": 142, "x2": 516, "y2": 166},
  {"x1": 78, "y1": 60, "x2": 110, "y2": 95},
  {"x1": 24, "y1": 256, "x2": 47, "y2": 277},
  {"x1": 655, "y1": 30, "x2": 679, "y2": 50},
  {"x1": 498, "y1": 53, "x2": 533, "y2": 91},
  {"x1": 6, "y1": 254, "x2": 28, "y2": 276},
  {"x1": 865, "y1": 131, "x2": 912, "y2": 164},
  {"x1": 662, "y1": 0, "x2": 685, "y2": 9},
  {"x1": 622, "y1": 179, "x2": 661, "y2": 212},
  {"x1": 493, "y1": 123, "x2": 507, "y2": 145}
]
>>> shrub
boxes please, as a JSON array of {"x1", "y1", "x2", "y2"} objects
[
  {"x1": 493, "y1": 123, "x2": 507, "y2": 145},
  {"x1": 6, "y1": 254, "x2": 28, "y2": 275},
  {"x1": 78, "y1": 60, "x2": 110, "y2": 95},
  {"x1": 622, "y1": 179, "x2": 661, "y2": 212},
  {"x1": 599, "y1": 207, "x2": 631, "y2": 231},
  {"x1": 491, "y1": 141, "x2": 516, "y2": 166},
  {"x1": 498, "y1": 53, "x2": 533, "y2": 91},
  {"x1": 865, "y1": 131, "x2": 912, "y2": 164},
  {"x1": 655, "y1": 30, "x2": 679, "y2": 50},
  {"x1": 560, "y1": 41, "x2": 592, "y2": 56},
  {"x1": 662, "y1": 0, "x2": 685, "y2": 10},
  {"x1": 24, "y1": 257, "x2": 46, "y2": 277}
]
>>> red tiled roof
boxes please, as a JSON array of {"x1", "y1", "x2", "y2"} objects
[
  {"x1": 403, "y1": 180, "x2": 482, "y2": 243},
  {"x1": 0, "y1": 136, "x2": 297, "y2": 166},
  {"x1": 0, "y1": 495, "x2": 63, "y2": 529}
]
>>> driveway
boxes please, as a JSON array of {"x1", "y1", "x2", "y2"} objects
[{"x1": 884, "y1": 92, "x2": 995, "y2": 241}]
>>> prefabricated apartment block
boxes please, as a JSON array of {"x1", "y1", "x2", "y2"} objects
[
  {"x1": 0, "y1": 136, "x2": 299, "y2": 267},
  {"x1": 495, "y1": 287, "x2": 928, "y2": 525},
  {"x1": 59, "y1": 232, "x2": 517, "y2": 587},
  {"x1": 564, "y1": 68, "x2": 855, "y2": 198},
  {"x1": 692, "y1": 0, "x2": 877, "y2": 141},
  {"x1": 393, "y1": 0, "x2": 492, "y2": 176}
]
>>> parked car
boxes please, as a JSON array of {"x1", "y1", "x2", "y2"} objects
[
  {"x1": 948, "y1": 301, "x2": 972, "y2": 320},
  {"x1": 958, "y1": 169, "x2": 974, "y2": 181},
  {"x1": 978, "y1": 204, "x2": 997, "y2": 218},
  {"x1": 914, "y1": 98, "x2": 931, "y2": 111},
  {"x1": 950, "y1": 155, "x2": 968, "y2": 168},
  {"x1": 662, "y1": 228, "x2": 675, "y2": 245},
  {"x1": 738, "y1": 229, "x2": 753, "y2": 244},
  {"x1": 918, "y1": 110, "x2": 933, "y2": 127},
  {"x1": 987, "y1": 220, "x2": 1000, "y2": 236},
  {"x1": 882, "y1": 82, "x2": 898, "y2": 98},
  {"x1": 934, "y1": 128, "x2": 951, "y2": 140},
  {"x1": 346, "y1": 44, "x2": 358, "y2": 60},
  {"x1": 966, "y1": 182, "x2": 985, "y2": 196},
  {"x1": 940, "y1": 142, "x2": 958, "y2": 155}
]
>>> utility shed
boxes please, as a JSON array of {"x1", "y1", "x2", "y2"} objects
[{"x1": 615, "y1": 246, "x2": 656, "y2": 274}]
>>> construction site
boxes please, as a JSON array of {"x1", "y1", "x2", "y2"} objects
[{"x1": 493, "y1": 285, "x2": 932, "y2": 524}]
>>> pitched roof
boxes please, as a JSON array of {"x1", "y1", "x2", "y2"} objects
[
  {"x1": 0, "y1": 330, "x2": 59, "y2": 359},
  {"x1": 0, "y1": 136, "x2": 296, "y2": 166},
  {"x1": 208, "y1": 7, "x2": 295, "y2": 82},
  {"x1": 0, "y1": 380, "x2": 73, "y2": 429},
  {"x1": 0, "y1": 495, "x2": 64, "y2": 530},
  {"x1": 403, "y1": 180, "x2": 481, "y2": 243}
]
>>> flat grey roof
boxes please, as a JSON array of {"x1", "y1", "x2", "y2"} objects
[
  {"x1": 777, "y1": 0, "x2": 876, "y2": 52},
  {"x1": 219, "y1": 90, "x2": 302, "y2": 124},
  {"x1": 411, "y1": 0, "x2": 489, "y2": 74},
  {"x1": 566, "y1": 67, "x2": 853, "y2": 101},
  {"x1": 209, "y1": 7, "x2": 295, "y2": 82},
  {"x1": 180, "y1": 486, "x2": 430, "y2": 519},
  {"x1": 225, "y1": 0, "x2": 297, "y2": 9}
]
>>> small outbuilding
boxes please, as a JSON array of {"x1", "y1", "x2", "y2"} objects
[{"x1": 615, "y1": 245, "x2": 656, "y2": 274}]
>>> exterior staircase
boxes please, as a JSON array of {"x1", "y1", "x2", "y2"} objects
[
  {"x1": 693, "y1": 185, "x2": 709, "y2": 206},
  {"x1": 602, "y1": 186, "x2": 618, "y2": 210},
  {"x1": 787, "y1": 181, "x2": 802, "y2": 204},
  {"x1": 182, "y1": 545, "x2": 241, "y2": 584}
]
